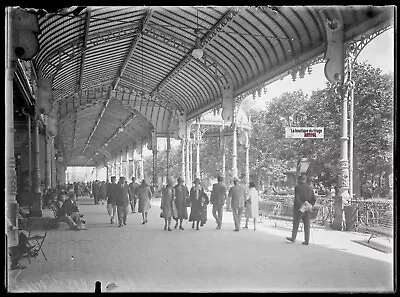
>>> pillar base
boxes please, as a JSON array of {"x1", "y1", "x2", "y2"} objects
[
  {"x1": 7, "y1": 200, "x2": 19, "y2": 247},
  {"x1": 29, "y1": 192, "x2": 43, "y2": 217},
  {"x1": 331, "y1": 219, "x2": 343, "y2": 231},
  {"x1": 331, "y1": 194, "x2": 343, "y2": 231}
]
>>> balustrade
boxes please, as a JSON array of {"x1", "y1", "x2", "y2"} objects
[{"x1": 261, "y1": 194, "x2": 392, "y2": 229}]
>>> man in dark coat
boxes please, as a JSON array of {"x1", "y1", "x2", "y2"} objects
[
  {"x1": 210, "y1": 176, "x2": 227, "y2": 229},
  {"x1": 286, "y1": 174, "x2": 316, "y2": 245},
  {"x1": 116, "y1": 177, "x2": 130, "y2": 227},
  {"x1": 92, "y1": 180, "x2": 99, "y2": 204},
  {"x1": 107, "y1": 176, "x2": 118, "y2": 224}
]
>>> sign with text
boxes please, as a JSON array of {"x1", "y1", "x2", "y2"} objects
[{"x1": 285, "y1": 127, "x2": 324, "y2": 139}]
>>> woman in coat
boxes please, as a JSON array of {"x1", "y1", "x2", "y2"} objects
[
  {"x1": 173, "y1": 177, "x2": 189, "y2": 230},
  {"x1": 137, "y1": 180, "x2": 153, "y2": 224},
  {"x1": 189, "y1": 178, "x2": 209, "y2": 230},
  {"x1": 244, "y1": 181, "x2": 262, "y2": 230},
  {"x1": 160, "y1": 178, "x2": 177, "y2": 231}
]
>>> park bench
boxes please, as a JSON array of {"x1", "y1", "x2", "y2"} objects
[
  {"x1": 258, "y1": 200, "x2": 281, "y2": 222},
  {"x1": 363, "y1": 211, "x2": 393, "y2": 243},
  {"x1": 268, "y1": 202, "x2": 320, "y2": 231},
  {"x1": 268, "y1": 203, "x2": 296, "y2": 229}
]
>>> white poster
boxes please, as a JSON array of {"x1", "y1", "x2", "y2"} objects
[{"x1": 285, "y1": 127, "x2": 324, "y2": 139}]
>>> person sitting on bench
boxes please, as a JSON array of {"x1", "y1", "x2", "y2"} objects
[
  {"x1": 55, "y1": 192, "x2": 83, "y2": 231},
  {"x1": 61, "y1": 192, "x2": 86, "y2": 229}
]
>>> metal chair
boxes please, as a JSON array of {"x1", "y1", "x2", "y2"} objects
[{"x1": 23, "y1": 218, "x2": 49, "y2": 263}]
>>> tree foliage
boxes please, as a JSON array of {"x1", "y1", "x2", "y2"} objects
[{"x1": 150, "y1": 62, "x2": 393, "y2": 197}]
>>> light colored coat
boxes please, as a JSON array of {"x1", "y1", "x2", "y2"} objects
[{"x1": 245, "y1": 187, "x2": 261, "y2": 219}]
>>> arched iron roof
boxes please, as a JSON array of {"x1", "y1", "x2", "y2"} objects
[{"x1": 27, "y1": 5, "x2": 394, "y2": 166}]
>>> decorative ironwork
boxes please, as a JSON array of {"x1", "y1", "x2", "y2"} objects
[
  {"x1": 289, "y1": 55, "x2": 325, "y2": 82},
  {"x1": 347, "y1": 25, "x2": 392, "y2": 64}
]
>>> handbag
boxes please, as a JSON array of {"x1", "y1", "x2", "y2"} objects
[
  {"x1": 186, "y1": 197, "x2": 191, "y2": 207},
  {"x1": 160, "y1": 212, "x2": 164, "y2": 218}
]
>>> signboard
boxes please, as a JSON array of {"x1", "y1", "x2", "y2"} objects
[{"x1": 285, "y1": 127, "x2": 324, "y2": 139}]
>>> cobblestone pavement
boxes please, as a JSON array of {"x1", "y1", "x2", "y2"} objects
[{"x1": 7, "y1": 196, "x2": 394, "y2": 293}]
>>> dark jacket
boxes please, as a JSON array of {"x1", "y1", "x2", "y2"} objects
[
  {"x1": 61, "y1": 199, "x2": 79, "y2": 216},
  {"x1": 210, "y1": 182, "x2": 227, "y2": 207},
  {"x1": 294, "y1": 183, "x2": 316, "y2": 209},
  {"x1": 107, "y1": 183, "x2": 118, "y2": 204},
  {"x1": 116, "y1": 183, "x2": 130, "y2": 207}
]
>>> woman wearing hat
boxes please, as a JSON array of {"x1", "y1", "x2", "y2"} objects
[
  {"x1": 189, "y1": 178, "x2": 209, "y2": 230},
  {"x1": 137, "y1": 180, "x2": 153, "y2": 224},
  {"x1": 173, "y1": 177, "x2": 189, "y2": 230},
  {"x1": 161, "y1": 178, "x2": 177, "y2": 231}
]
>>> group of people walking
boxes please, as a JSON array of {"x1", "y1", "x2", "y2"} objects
[
  {"x1": 160, "y1": 175, "x2": 262, "y2": 232},
  {"x1": 105, "y1": 176, "x2": 152, "y2": 227},
  {"x1": 81, "y1": 173, "x2": 316, "y2": 246}
]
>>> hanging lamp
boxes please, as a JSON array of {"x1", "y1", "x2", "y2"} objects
[{"x1": 191, "y1": 9, "x2": 203, "y2": 59}]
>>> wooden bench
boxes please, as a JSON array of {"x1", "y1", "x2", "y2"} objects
[{"x1": 363, "y1": 211, "x2": 393, "y2": 243}]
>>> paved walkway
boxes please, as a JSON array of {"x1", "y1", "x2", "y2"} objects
[{"x1": 7, "y1": 196, "x2": 394, "y2": 292}]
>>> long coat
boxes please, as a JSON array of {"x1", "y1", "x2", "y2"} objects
[
  {"x1": 161, "y1": 185, "x2": 177, "y2": 219},
  {"x1": 245, "y1": 187, "x2": 261, "y2": 219},
  {"x1": 174, "y1": 184, "x2": 189, "y2": 219},
  {"x1": 189, "y1": 186, "x2": 209, "y2": 222},
  {"x1": 137, "y1": 184, "x2": 152, "y2": 213}
]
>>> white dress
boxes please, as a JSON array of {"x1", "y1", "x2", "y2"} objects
[{"x1": 245, "y1": 187, "x2": 261, "y2": 219}]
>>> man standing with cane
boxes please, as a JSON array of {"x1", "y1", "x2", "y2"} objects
[{"x1": 286, "y1": 174, "x2": 316, "y2": 245}]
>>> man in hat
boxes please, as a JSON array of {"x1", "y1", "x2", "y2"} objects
[
  {"x1": 106, "y1": 176, "x2": 118, "y2": 224},
  {"x1": 116, "y1": 177, "x2": 130, "y2": 227},
  {"x1": 286, "y1": 174, "x2": 316, "y2": 245},
  {"x1": 173, "y1": 177, "x2": 189, "y2": 230},
  {"x1": 228, "y1": 177, "x2": 247, "y2": 231},
  {"x1": 210, "y1": 176, "x2": 227, "y2": 229}
]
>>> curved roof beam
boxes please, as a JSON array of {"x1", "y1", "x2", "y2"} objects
[
  {"x1": 149, "y1": 7, "x2": 241, "y2": 104},
  {"x1": 81, "y1": 9, "x2": 153, "y2": 156},
  {"x1": 78, "y1": 8, "x2": 92, "y2": 91}
]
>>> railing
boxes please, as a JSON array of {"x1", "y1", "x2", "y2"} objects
[
  {"x1": 350, "y1": 199, "x2": 393, "y2": 228},
  {"x1": 261, "y1": 194, "x2": 393, "y2": 229}
]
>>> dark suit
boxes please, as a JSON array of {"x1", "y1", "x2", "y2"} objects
[
  {"x1": 116, "y1": 183, "x2": 130, "y2": 225},
  {"x1": 106, "y1": 182, "x2": 118, "y2": 223},
  {"x1": 291, "y1": 182, "x2": 316, "y2": 244},
  {"x1": 210, "y1": 182, "x2": 227, "y2": 228},
  {"x1": 229, "y1": 184, "x2": 247, "y2": 231}
]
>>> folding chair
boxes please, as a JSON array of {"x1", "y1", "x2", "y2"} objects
[{"x1": 24, "y1": 219, "x2": 49, "y2": 263}]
